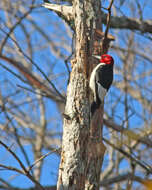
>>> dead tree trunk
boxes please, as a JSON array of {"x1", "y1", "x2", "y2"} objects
[
  {"x1": 43, "y1": 0, "x2": 107, "y2": 189},
  {"x1": 56, "y1": 0, "x2": 106, "y2": 189}
]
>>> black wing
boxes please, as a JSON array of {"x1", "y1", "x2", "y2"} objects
[{"x1": 96, "y1": 64, "x2": 113, "y2": 91}]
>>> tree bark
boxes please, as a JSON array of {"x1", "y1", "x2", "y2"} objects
[{"x1": 57, "y1": 0, "x2": 105, "y2": 189}]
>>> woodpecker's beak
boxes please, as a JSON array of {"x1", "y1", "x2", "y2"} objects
[{"x1": 92, "y1": 55, "x2": 101, "y2": 60}]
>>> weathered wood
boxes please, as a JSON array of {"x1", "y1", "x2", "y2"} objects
[
  {"x1": 57, "y1": 0, "x2": 105, "y2": 189},
  {"x1": 86, "y1": 105, "x2": 106, "y2": 190}
]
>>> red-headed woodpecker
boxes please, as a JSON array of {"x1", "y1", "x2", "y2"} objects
[{"x1": 89, "y1": 54, "x2": 114, "y2": 116}]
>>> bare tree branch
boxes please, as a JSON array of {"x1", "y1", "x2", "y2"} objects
[
  {"x1": 42, "y1": 3, "x2": 73, "y2": 22},
  {"x1": 102, "y1": 12, "x2": 152, "y2": 34}
]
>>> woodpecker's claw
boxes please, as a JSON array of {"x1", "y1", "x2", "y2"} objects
[{"x1": 92, "y1": 55, "x2": 101, "y2": 60}]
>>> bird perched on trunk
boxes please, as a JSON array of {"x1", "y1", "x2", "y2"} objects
[{"x1": 89, "y1": 54, "x2": 114, "y2": 116}]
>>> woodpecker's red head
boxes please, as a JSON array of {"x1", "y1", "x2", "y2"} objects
[
  {"x1": 93, "y1": 54, "x2": 114, "y2": 65},
  {"x1": 100, "y1": 54, "x2": 114, "y2": 65}
]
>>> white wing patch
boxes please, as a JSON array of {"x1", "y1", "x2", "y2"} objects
[
  {"x1": 97, "y1": 82, "x2": 107, "y2": 102},
  {"x1": 89, "y1": 67, "x2": 97, "y2": 100},
  {"x1": 89, "y1": 63, "x2": 107, "y2": 102}
]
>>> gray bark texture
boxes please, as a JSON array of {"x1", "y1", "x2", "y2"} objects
[{"x1": 57, "y1": 0, "x2": 106, "y2": 189}]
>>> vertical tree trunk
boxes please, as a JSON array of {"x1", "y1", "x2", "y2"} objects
[{"x1": 57, "y1": 1, "x2": 105, "y2": 189}]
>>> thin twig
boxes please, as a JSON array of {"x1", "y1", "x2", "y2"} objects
[
  {"x1": 17, "y1": 84, "x2": 49, "y2": 97},
  {"x1": 0, "y1": 178, "x2": 13, "y2": 189},
  {"x1": 0, "y1": 62, "x2": 27, "y2": 84},
  {"x1": 104, "y1": 0, "x2": 114, "y2": 40},
  {"x1": 0, "y1": 140, "x2": 27, "y2": 173},
  {"x1": 103, "y1": 0, "x2": 114, "y2": 49},
  {"x1": 0, "y1": 164, "x2": 24, "y2": 174},
  {"x1": 13, "y1": 126, "x2": 32, "y2": 174},
  {"x1": 28, "y1": 148, "x2": 61, "y2": 172}
]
